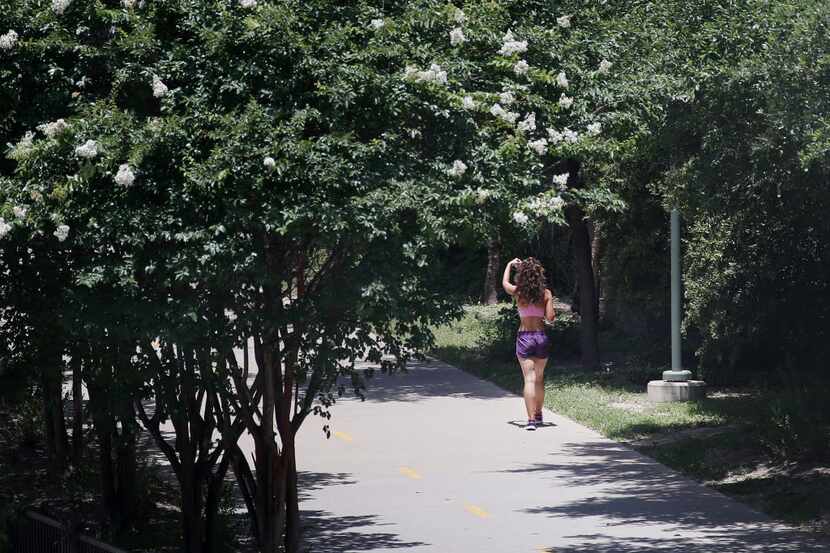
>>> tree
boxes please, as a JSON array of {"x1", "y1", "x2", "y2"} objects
[
  {"x1": 388, "y1": 1, "x2": 653, "y2": 367},
  {"x1": 650, "y1": 0, "x2": 830, "y2": 380},
  {"x1": 591, "y1": 0, "x2": 830, "y2": 380},
  {"x1": 2, "y1": 2, "x2": 462, "y2": 551}
]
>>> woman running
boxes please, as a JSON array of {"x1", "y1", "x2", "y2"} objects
[{"x1": 502, "y1": 257, "x2": 555, "y2": 430}]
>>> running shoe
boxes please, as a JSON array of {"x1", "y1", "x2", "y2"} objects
[
  {"x1": 534, "y1": 412, "x2": 543, "y2": 425},
  {"x1": 526, "y1": 419, "x2": 537, "y2": 431}
]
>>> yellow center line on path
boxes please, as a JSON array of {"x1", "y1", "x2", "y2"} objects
[
  {"x1": 399, "y1": 466, "x2": 422, "y2": 480},
  {"x1": 334, "y1": 431, "x2": 353, "y2": 443},
  {"x1": 464, "y1": 503, "x2": 491, "y2": 519}
]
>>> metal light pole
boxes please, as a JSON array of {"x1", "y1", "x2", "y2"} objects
[
  {"x1": 663, "y1": 208, "x2": 691, "y2": 382},
  {"x1": 647, "y1": 208, "x2": 703, "y2": 401},
  {"x1": 671, "y1": 208, "x2": 682, "y2": 370}
]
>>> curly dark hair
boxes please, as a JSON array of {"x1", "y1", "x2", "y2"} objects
[{"x1": 515, "y1": 257, "x2": 547, "y2": 305}]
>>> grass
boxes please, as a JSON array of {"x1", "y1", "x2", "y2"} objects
[
  {"x1": 431, "y1": 304, "x2": 755, "y2": 441},
  {"x1": 430, "y1": 304, "x2": 830, "y2": 535}
]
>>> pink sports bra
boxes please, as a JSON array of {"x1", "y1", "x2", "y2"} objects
[{"x1": 517, "y1": 303, "x2": 545, "y2": 318}]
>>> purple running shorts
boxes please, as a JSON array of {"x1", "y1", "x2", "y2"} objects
[{"x1": 516, "y1": 330, "x2": 550, "y2": 359}]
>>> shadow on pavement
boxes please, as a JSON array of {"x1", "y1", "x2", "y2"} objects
[
  {"x1": 298, "y1": 471, "x2": 429, "y2": 552},
  {"x1": 541, "y1": 530, "x2": 828, "y2": 553},
  {"x1": 505, "y1": 441, "x2": 830, "y2": 552},
  {"x1": 298, "y1": 471, "x2": 358, "y2": 499},
  {"x1": 506, "y1": 420, "x2": 558, "y2": 429},
  {"x1": 355, "y1": 359, "x2": 514, "y2": 403},
  {"x1": 300, "y1": 510, "x2": 429, "y2": 553}
]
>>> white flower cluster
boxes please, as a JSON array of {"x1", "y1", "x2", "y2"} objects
[
  {"x1": 564, "y1": 128, "x2": 579, "y2": 143},
  {"x1": 557, "y1": 71, "x2": 569, "y2": 88},
  {"x1": 528, "y1": 138, "x2": 548, "y2": 155},
  {"x1": 548, "y1": 127, "x2": 579, "y2": 144},
  {"x1": 453, "y1": 7, "x2": 465, "y2": 24},
  {"x1": 52, "y1": 0, "x2": 72, "y2": 15},
  {"x1": 369, "y1": 18, "x2": 384, "y2": 30},
  {"x1": 524, "y1": 194, "x2": 565, "y2": 225},
  {"x1": 239, "y1": 0, "x2": 257, "y2": 7},
  {"x1": 0, "y1": 218, "x2": 11, "y2": 239},
  {"x1": 526, "y1": 194, "x2": 566, "y2": 214},
  {"x1": 0, "y1": 30, "x2": 18, "y2": 50},
  {"x1": 152, "y1": 75, "x2": 168, "y2": 98},
  {"x1": 13, "y1": 206, "x2": 28, "y2": 219},
  {"x1": 490, "y1": 103, "x2": 518, "y2": 125},
  {"x1": 12, "y1": 132, "x2": 35, "y2": 157},
  {"x1": 115, "y1": 163, "x2": 136, "y2": 187},
  {"x1": 147, "y1": 117, "x2": 163, "y2": 134},
  {"x1": 75, "y1": 139, "x2": 98, "y2": 159},
  {"x1": 587, "y1": 122, "x2": 601, "y2": 136},
  {"x1": 564, "y1": 128, "x2": 579, "y2": 142},
  {"x1": 598, "y1": 59, "x2": 613, "y2": 74},
  {"x1": 499, "y1": 91, "x2": 515, "y2": 105},
  {"x1": 558, "y1": 93, "x2": 573, "y2": 109},
  {"x1": 498, "y1": 30, "x2": 527, "y2": 56},
  {"x1": 121, "y1": 0, "x2": 136, "y2": 7},
  {"x1": 54, "y1": 224, "x2": 70, "y2": 242},
  {"x1": 557, "y1": 15, "x2": 572, "y2": 28},
  {"x1": 462, "y1": 96, "x2": 476, "y2": 110},
  {"x1": 450, "y1": 27, "x2": 465, "y2": 46},
  {"x1": 552, "y1": 173, "x2": 570, "y2": 187},
  {"x1": 37, "y1": 118, "x2": 69, "y2": 138},
  {"x1": 263, "y1": 156, "x2": 276, "y2": 169},
  {"x1": 448, "y1": 159, "x2": 467, "y2": 178},
  {"x1": 514, "y1": 60, "x2": 529, "y2": 76},
  {"x1": 475, "y1": 188, "x2": 493, "y2": 205},
  {"x1": 404, "y1": 63, "x2": 447, "y2": 85},
  {"x1": 517, "y1": 112, "x2": 536, "y2": 132},
  {"x1": 512, "y1": 211, "x2": 529, "y2": 225}
]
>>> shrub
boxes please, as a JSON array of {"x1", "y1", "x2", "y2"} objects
[
  {"x1": 1, "y1": 390, "x2": 42, "y2": 450},
  {"x1": 0, "y1": 504, "x2": 11, "y2": 553},
  {"x1": 758, "y1": 375, "x2": 830, "y2": 462},
  {"x1": 473, "y1": 303, "x2": 581, "y2": 361}
]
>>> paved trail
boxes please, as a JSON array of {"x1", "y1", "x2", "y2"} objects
[{"x1": 296, "y1": 358, "x2": 830, "y2": 553}]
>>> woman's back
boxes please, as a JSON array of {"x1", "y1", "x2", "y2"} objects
[{"x1": 517, "y1": 301, "x2": 546, "y2": 318}]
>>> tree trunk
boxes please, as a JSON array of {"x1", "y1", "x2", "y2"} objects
[
  {"x1": 205, "y1": 454, "x2": 231, "y2": 553},
  {"x1": 566, "y1": 205, "x2": 600, "y2": 369},
  {"x1": 42, "y1": 348, "x2": 68, "y2": 472},
  {"x1": 589, "y1": 222, "x2": 606, "y2": 322},
  {"x1": 99, "y1": 428, "x2": 116, "y2": 516},
  {"x1": 256, "y1": 344, "x2": 284, "y2": 552},
  {"x1": 254, "y1": 450, "x2": 286, "y2": 553},
  {"x1": 71, "y1": 354, "x2": 84, "y2": 465},
  {"x1": 284, "y1": 439, "x2": 301, "y2": 553},
  {"x1": 482, "y1": 237, "x2": 501, "y2": 305},
  {"x1": 181, "y1": 465, "x2": 205, "y2": 553},
  {"x1": 114, "y1": 420, "x2": 138, "y2": 531},
  {"x1": 228, "y1": 444, "x2": 258, "y2": 539}
]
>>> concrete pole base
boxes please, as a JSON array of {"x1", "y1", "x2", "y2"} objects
[
  {"x1": 662, "y1": 369, "x2": 692, "y2": 382},
  {"x1": 647, "y1": 380, "x2": 707, "y2": 402}
]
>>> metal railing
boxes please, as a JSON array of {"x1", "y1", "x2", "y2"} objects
[{"x1": 13, "y1": 511, "x2": 127, "y2": 553}]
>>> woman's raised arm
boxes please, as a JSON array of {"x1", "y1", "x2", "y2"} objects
[{"x1": 502, "y1": 258, "x2": 521, "y2": 296}]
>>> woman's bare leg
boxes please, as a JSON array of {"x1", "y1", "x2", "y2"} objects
[
  {"x1": 517, "y1": 356, "x2": 537, "y2": 419},
  {"x1": 533, "y1": 357, "x2": 548, "y2": 418}
]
